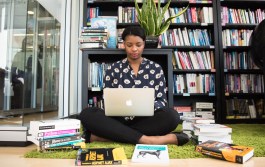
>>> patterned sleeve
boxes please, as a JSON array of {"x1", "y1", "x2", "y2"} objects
[
  {"x1": 103, "y1": 64, "x2": 114, "y2": 88},
  {"x1": 154, "y1": 65, "x2": 168, "y2": 110}
]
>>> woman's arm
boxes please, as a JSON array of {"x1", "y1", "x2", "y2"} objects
[
  {"x1": 154, "y1": 67, "x2": 168, "y2": 110},
  {"x1": 103, "y1": 64, "x2": 114, "y2": 88}
]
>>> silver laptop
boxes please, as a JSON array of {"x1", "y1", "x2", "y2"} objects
[{"x1": 103, "y1": 88, "x2": 155, "y2": 116}]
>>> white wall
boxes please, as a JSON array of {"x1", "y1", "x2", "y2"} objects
[{"x1": 37, "y1": 0, "x2": 62, "y2": 23}]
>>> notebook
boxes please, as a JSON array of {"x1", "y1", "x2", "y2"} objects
[{"x1": 103, "y1": 88, "x2": 155, "y2": 116}]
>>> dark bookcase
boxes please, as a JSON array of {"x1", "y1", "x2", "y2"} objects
[
  {"x1": 81, "y1": 0, "x2": 265, "y2": 124},
  {"x1": 216, "y1": 0, "x2": 265, "y2": 123},
  {"x1": 160, "y1": 0, "x2": 221, "y2": 122}
]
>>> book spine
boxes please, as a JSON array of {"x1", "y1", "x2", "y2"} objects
[
  {"x1": 77, "y1": 160, "x2": 123, "y2": 166},
  {"x1": 38, "y1": 129, "x2": 79, "y2": 137},
  {"x1": 29, "y1": 123, "x2": 81, "y2": 136},
  {"x1": 195, "y1": 145, "x2": 224, "y2": 160},
  {"x1": 42, "y1": 139, "x2": 83, "y2": 149},
  {"x1": 38, "y1": 132, "x2": 80, "y2": 140},
  {"x1": 193, "y1": 102, "x2": 213, "y2": 109},
  {"x1": 40, "y1": 135, "x2": 81, "y2": 147},
  {"x1": 30, "y1": 120, "x2": 80, "y2": 132}
]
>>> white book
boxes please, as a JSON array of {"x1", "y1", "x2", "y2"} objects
[
  {"x1": 118, "y1": 6, "x2": 123, "y2": 23},
  {"x1": 208, "y1": 7, "x2": 213, "y2": 23},
  {"x1": 205, "y1": 51, "x2": 212, "y2": 69},
  {"x1": 188, "y1": 51, "x2": 199, "y2": 69},
  {"x1": 28, "y1": 119, "x2": 81, "y2": 136},
  {"x1": 193, "y1": 102, "x2": 213, "y2": 109},
  {"x1": 177, "y1": 28, "x2": 184, "y2": 46},
  {"x1": 173, "y1": 51, "x2": 182, "y2": 69},
  {"x1": 182, "y1": 27, "x2": 190, "y2": 46},
  {"x1": 131, "y1": 144, "x2": 169, "y2": 164},
  {"x1": 203, "y1": 7, "x2": 209, "y2": 23},
  {"x1": 79, "y1": 42, "x2": 107, "y2": 49},
  {"x1": 182, "y1": 116, "x2": 215, "y2": 124},
  {"x1": 173, "y1": 29, "x2": 180, "y2": 46},
  {"x1": 196, "y1": 134, "x2": 232, "y2": 144},
  {"x1": 182, "y1": 121, "x2": 194, "y2": 131},
  {"x1": 193, "y1": 124, "x2": 232, "y2": 134}
]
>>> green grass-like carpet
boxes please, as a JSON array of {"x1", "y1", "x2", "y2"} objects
[{"x1": 24, "y1": 124, "x2": 265, "y2": 159}]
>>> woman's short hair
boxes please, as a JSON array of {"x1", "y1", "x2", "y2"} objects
[{"x1": 122, "y1": 26, "x2": 146, "y2": 41}]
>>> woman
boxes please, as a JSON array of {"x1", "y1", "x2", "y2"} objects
[{"x1": 79, "y1": 26, "x2": 189, "y2": 146}]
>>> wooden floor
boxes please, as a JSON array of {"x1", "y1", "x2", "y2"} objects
[{"x1": 0, "y1": 144, "x2": 265, "y2": 167}]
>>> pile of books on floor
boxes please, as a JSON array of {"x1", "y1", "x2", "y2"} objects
[
  {"x1": 181, "y1": 101, "x2": 232, "y2": 144},
  {"x1": 27, "y1": 119, "x2": 85, "y2": 151},
  {"x1": 182, "y1": 116, "x2": 232, "y2": 144},
  {"x1": 79, "y1": 26, "x2": 108, "y2": 49},
  {"x1": 182, "y1": 116, "x2": 215, "y2": 138},
  {"x1": 191, "y1": 123, "x2": 233, "y2": 144},
  {"x1": 193, "y1": 102, "x2": 215, "y2": 119}
]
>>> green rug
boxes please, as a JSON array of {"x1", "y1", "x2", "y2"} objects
[{"x1": 24, "y1": 124, "x2": 265, "y2": 159}]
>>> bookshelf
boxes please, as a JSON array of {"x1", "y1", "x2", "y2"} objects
[
  {"x1": 160, "y1": 0, "x2": 221, "y2": 122},
  {"x1": 216, "y1": 0, "x2": 265, "y2": 123},
  {"x1": 82, "y1": 0, "x2": 265, "y2": 123}
]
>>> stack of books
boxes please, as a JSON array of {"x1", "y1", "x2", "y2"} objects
[
  {"x1": 174, "y1": 106, "x2": 194, "y2": 119},
  {"x1": 27, "y1": 119, "x2": 85, "y2": 151},
  {"x1": 192, "y1": 123, "x2": 233, "y2": 144},
  {"x1": 192, "y1": 102, "x2": 215, "y2": 119},
  {"x1": 182, "y1": 116, "x2": 215, "y2": 138},
  {"x1": 79, "y1": 26, "x2": 108, "y2": 49}
]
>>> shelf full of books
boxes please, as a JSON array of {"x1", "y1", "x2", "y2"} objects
[
  {"x1": 217, "y1": 0, "x2": 265, "y2": 122},
  {"x1": 169, "y1": 0, "x2": 221, "y2": 122}
]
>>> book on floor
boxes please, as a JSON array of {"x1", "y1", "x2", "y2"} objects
[
  {"x1": 75, "y1": 147, "x2": 127, "y2": 166},
  {"x1": 195, "y1": 140, "x2": 254, "y2": 164},
  {"x1": 131, "y1": 144, "x2": 169, "y2": 164},
  {"x1": 27, "y1": 119, "x2": 83, "y2": 151},
  {"x1": 193, "y1": 123, "x2": 232, "y2": 134}
]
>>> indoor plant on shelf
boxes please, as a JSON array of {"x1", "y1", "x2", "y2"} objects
[{"x1": 135, "y1": 0, "x2": 188, "y2": 48}]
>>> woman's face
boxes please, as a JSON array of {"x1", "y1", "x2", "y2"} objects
[{"x1": 123, "y1": 35, "x2": 145, "y2": 61}]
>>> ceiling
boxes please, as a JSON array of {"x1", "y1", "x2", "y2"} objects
[{"x1": 0, "y1": 0, "x2": 61, "y2": 30}]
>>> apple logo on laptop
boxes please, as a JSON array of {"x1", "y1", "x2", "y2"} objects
[{"x1": 126, "y1": 100, "x2": 133, "y2": 106}]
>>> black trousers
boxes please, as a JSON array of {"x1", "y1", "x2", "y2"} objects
[{"x1": 79, "y1": 107, "x2": 181, "y2": 144}]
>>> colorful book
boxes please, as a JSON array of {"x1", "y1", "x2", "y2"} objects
[
  {"x1": 28, "y1": 119, "x2": 81, "y2": 135},
  {"x1": 131, "y1": 144, "x2": 169, "y2": 164},
  {"x1": 37, "y1": 129, "x2": 80, "y2": 139},
  {"x1": 75, "y1": 147, "x2": 127, "y2": 166},
  {"x1": 195, "y1": 140, "x2": 254, "y2": 164},
  {"x1": 91, "y1": 17, "x2": 117, "y2": 48}
]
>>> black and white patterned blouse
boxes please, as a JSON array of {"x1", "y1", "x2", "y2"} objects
[{"x1": 103, "y1": 57, "x2": 167, "y2": 110}]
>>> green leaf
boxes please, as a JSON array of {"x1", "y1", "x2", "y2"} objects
[
  {"x1": 158, "y1": 22, "x2": 171, "y2": 35},
  {"x1": 164, "y1": 5, "x2": 189, "y2": 24},
  {"x1": 135, "y1": 0, "x2": 188, "y2": 36}
]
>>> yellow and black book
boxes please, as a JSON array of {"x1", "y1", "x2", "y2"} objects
[
  {"x1": 195, "y1": 140, "x2": 254, "y2": 164},
  {"x1": 75, "y1": 147, "x2": 127, "y2": 166}
]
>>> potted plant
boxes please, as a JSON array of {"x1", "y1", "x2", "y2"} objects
[{"x1": 135, "y1": 0, "x2": 188, "y2": 47}]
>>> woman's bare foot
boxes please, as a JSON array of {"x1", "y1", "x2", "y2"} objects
[
  {"x1": 138, "y1": 134, "x2": 178, "y2": 145},
  {"x1": 138, "y1": 133, "x2": 189, "y2": 146}
]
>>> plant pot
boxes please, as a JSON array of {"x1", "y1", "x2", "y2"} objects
[{"x1": 145, "y1": 36, "x2": 159, "y2": 48}]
